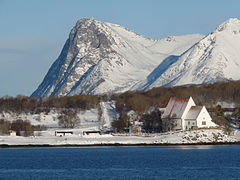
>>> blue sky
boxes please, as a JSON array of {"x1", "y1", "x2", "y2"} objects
[{"x1": 0, "y1": 0, "x2": 240, "y2": 97}]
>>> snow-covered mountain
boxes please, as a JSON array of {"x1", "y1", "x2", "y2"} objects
[
  {"x1": 144, "y1": 18, "x2": 240, "y2": 89},
  {"x1": 31, "y1": 18, "x2": 203, "y2": 98}
]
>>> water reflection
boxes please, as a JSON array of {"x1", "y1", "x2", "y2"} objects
[{"x1": 168, "y1": 145, "x2": 215, "y2": 150}]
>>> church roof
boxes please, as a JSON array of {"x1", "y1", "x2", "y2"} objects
[
  {"x1": 185, "y1": 106, "x2": 203, "y2": 120},
  {"x1": 162, "y1": 97, "x2": 191, "y2": 119}
]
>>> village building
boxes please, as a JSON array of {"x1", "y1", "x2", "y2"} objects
[
  {"x1": 83, "y1": 130, "x2": 101, "y2": 136},
  {"x1": 127, "y1": 110, "x2": 142, "y2": 133},
  {"x1": 162, "y1": 97, "x2": 217, "y2": 131},
  {"x1": 55, "y1": 131, "x2": 73, "y2": 137},
  {"x1": 9, "y1": 130, "x2": 17, "y2": 136},
  {"x1": 129, "y1": 120, "x2": 142, "y2": 134}
]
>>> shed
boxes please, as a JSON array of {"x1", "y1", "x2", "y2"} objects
[
  {"x1": 55, "y1": 131, "x2": 73, "y2": 137},
  {"x1": 9, "y1": 130, "x2": 17, "y2": 136},
  {"x1": 83, "y1": 131, "x2": 101, "y2": 136}
]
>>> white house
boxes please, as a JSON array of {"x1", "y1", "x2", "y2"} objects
[{"x1": 162, "y1": 97, "x2": 217, "y2": 131}]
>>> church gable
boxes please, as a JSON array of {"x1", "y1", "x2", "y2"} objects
[{"x1": 196, "y1": 106, "x2": 216, "y2": 128}]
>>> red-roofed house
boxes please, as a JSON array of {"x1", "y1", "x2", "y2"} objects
[{"x1": 162, "y1": 97, "x2": 217, "y2": 131}]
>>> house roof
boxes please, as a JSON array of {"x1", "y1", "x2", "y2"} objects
[
  {"x1": 185, "y1": 106, "x2": 203, "y2": 120},
  {"x1": 162, "y1": 97, "x2": 191, "y2": 119}
]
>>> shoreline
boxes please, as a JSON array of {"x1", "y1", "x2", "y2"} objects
[
  {"x1": 1, "y1": 141, "x2": 240, "y2": 148},
  {"x1": 1, "y1": 128, "x2": 239, "y2": 148}
]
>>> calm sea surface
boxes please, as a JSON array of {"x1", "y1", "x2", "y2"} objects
[{"x1": 0, "y1": 145, "x2": 240, "y2": 179}]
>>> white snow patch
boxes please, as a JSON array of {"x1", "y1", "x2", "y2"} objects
[{"x1": 0, "y1": 128, "x2": 239, "y2": 146}]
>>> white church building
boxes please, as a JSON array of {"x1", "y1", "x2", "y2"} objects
[{"x1": 162, "y1": 97, "x2": 217, "y2": 131}]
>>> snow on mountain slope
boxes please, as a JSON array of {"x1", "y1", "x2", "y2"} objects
[
  {"x1": 100, "y1": 101, "x2": 118, "y2": 130},
  {"x1": 146, "y1": 18, "x2": 240, "y2": 89},
  {"x1": 31, "y1": 18, "x2": 203, "y2": 98}
]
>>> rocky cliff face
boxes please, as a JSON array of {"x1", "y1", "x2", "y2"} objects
[
  {"x1": 31, "y1": 18, "x2": 203, "y2": 98},
  {"x1": 32, "y1": 18, "x2": 116, "y2": 97}
]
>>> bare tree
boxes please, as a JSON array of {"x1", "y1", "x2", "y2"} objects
[
  {"x1": 140, "y1": 108, "x2": 162, "y2": 133},
  {"x1": 112, "y1": 113, "x2": 130, "y2": 133},
  {"x1": 58, "y1": 109, "x2": 80, "y2": 128},
  {"x1": 0, "y1": 119, "x2": 10, "y2": 135},
  {"x1": 223, "y1": 114, "x2": 234, "y2": 135},
  {"x1": 11, "y1": 119, "x2": 34, "y2": 136},
  {"x1": 162, "y1": 114, "x2": 177, "y2": 132}
]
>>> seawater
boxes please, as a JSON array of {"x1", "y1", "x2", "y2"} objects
[{"x1": 0, "y1": 145, "x2": 240, "y2": 179}]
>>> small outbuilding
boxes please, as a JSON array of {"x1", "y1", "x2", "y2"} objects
[
  {"x1": 83, "y1": 131, "x2": 101, "y2": 136},
  {"x1": 55, "y1": 131, "x2": 73, "y2": 137},
  {"x1": 9, "y1": 130, "x2": 17, "y2": 136}
]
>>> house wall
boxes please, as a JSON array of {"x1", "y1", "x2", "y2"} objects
[
  {"x1": 174, "y1": 119, "x2": 182, "y2": 131},
  {"x1": 55, "y1": 132, "x2": 73, "y2": 136},
  {"x1": 55, "y1": 133, "x2": 65, "y2": 137},
  {"x1": 64, "y1": 133, "x2": 73, "y2": 136},
  {"x1": 184, "y1": 119, "x2": 197, "y2": 130},
  {"x1": 181, "y1": 97, "x2": 196, "y2": 130},
  {"x1": 196, "y1": 106, "x2": 217, "y2": 128},
  {"x1": 10, "y1": 132, "x2": 16, "y2": 136}
]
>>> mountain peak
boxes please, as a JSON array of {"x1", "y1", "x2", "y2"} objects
[
  {"x1": 146, "y1": 18, "x2": 240, "y2": 89},
  {"x1": 31, "y1": 18, "x2": 203, "y2": 98},
  {"x1": 215, "y1": 18, "x2": 240, "y2": 33},
  {"x1": 76, "y1": 17, "x2": 96, "y2": 23},
  {"x1": 74, "y1": 17, "x2": 101, "y2": 30}
]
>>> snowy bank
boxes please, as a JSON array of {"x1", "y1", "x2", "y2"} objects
[{"x1": 0, "y1": 129, "x2": 240, "y2": 147}]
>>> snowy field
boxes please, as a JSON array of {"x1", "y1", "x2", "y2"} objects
[
  {"x1": 0, "y1": 129, "x2": 240, "y2": 146},
  {"x1": 0, "y1": 101, "x2": 117, "y2": 130}
]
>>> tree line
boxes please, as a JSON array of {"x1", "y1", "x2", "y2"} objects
[
  {"x1": 112, "y1": 80, "x2": 240, "y2": 115},
  {"x1": 2, "y1": 80, "x2": 240, "y2": 115},
  {"x1": 0, "y1": 94, "x2": 100, "y2": 114},
  {"x1": 0, "y1": 119, "x2": 46, "y2": 136}
]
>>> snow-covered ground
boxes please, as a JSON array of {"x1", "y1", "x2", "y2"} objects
[
  {"x1": 0, "y1": 129, "x2": 239, "y2": 146},
  {"x1": 1, "y1": 100, "x2": 239, "y2": 146},
  {"x1": 0, "y1": 109, "x2": 100, "y2": 129},
  {"x1": 100, "y1": 101, "x2": 118, "y2": 130},
  {"x1": 0, "y1": 101, "x2": 118, "y2": 132}
]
